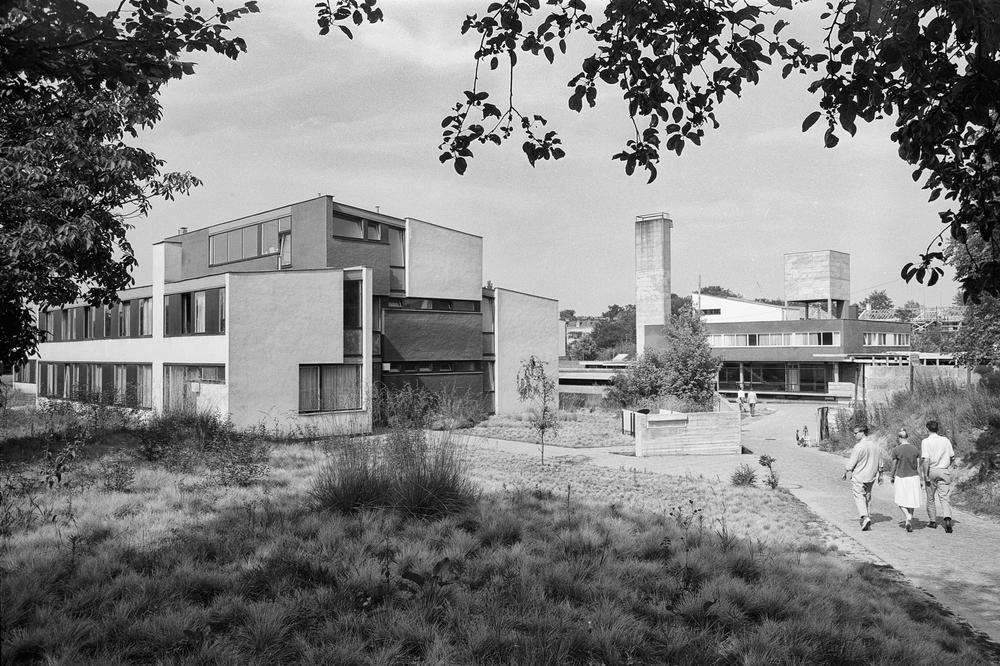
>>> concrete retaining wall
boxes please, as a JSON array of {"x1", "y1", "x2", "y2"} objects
[
  {"x1": 863, "y1": 365, "x2": 980, "y2": 403},
  {"x1": 627, "y1": 409, "x2": 742, "y2": 456}
]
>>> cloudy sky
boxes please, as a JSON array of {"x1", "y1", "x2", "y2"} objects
[{"x1": 129, "y1": 0, "x2": 959, "y2": 314}]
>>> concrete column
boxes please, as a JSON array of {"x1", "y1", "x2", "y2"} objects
[{"x1": 635, "y1": 213, "x2": 672, "y2": 353}]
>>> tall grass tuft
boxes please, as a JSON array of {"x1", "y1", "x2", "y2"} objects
[
  {"x1": 371, "y1": 383, "x2": 488, "y2": 430},
  {"x1": 310, "y1": 429, "x2": 478, "y2": 518}
]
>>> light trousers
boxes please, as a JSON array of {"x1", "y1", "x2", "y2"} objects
[
  {"x1": 852, "y1": 478, "x2": 874, "y2": 518},
  {"x1": 925, "y1": 467, "x2": 952, "y2": 521}
]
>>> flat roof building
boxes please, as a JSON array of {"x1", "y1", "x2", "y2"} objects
[{"x1": 16, "y1": 196, "x2": 559, "y2": 433}]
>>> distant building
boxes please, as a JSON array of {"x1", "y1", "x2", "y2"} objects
[
  {"x1": 641, "y1": 244, "x2": 916, "y2": 401},
  {"x1": 14, "y1": 196, "x2": 559, "y2": 432}
]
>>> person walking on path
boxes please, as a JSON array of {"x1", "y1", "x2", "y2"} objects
[
  {"x1": 921, "y1": 420, "x2": 956, "y2": 533},
  {"x1": 888, "y1": 428, "x2": 923, "y2": 532},
  {"x1": 747, "y1": 389, "x2": 758, "y2": 416},
  {"x1": 736, "y1": 385, "x2": 746, "y2": 413},
  {"x1": 843, "y1": 425, "x2": 883, "y2": 531}
]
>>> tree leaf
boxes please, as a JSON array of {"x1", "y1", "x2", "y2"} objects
[{"x1": 801, "y1": 111, "x2": 821, "y2": 132}]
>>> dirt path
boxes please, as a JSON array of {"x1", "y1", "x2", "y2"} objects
[{"x1": 463, "y1": 403, "x2": 1000, "y2": 644}]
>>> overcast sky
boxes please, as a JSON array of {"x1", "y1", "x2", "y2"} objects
[{"x1": 128, "y1": 0, "x2": 960, "y2": 314}]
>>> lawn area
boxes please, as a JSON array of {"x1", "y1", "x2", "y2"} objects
[
  {"x1": 465, "y1": 409, "x2": 635, "y2": 448},
  {"x1": 3, "y1": 429, "x2": 998, "y2": 664}
]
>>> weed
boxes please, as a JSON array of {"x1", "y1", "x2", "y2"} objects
[
  {"x1": 758, "y1": 455, "x2": 779, "y2": 489},
  {"x1": 731, "y1": 463, "x2": 758, "y2": 487},
  {"x1": 99, "y1": 453, "x2": 136, "y2": 493}
]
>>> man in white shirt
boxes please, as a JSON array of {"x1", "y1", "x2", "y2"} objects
[
  {"x1": 921, "y1": 420, "x2": 956, "y2": 533},
  {"x1": 843, "y1": 425, "x2": 883, "y2": 531}
]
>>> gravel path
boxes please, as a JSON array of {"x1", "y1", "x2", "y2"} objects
[{"x1": 457, "y1": 402, "x2": 1000, "y2": 645}]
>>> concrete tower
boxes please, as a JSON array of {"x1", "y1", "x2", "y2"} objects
[{"x1": 635, "y1": 213, "x2": 672, "y2": 352}]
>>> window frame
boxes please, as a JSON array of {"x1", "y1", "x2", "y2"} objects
[{"x1": 298, "y1": 363, "x2": 363, "y2": 414}]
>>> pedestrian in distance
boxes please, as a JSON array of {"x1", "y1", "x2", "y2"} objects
[
  {"x1": 888, "y1": 428, "x2": 922, "y2": 532},
  {"x1": 736, "y1": 384, "x2": 746, "y2": 413},
  {"x1": 747, "y1": 389, "x2": 758, "y2": 416},
  {"x1": 843, "y1": 425, "x2": 883, "y2": 531},
  {"x1": 921, "y1": 420, "x2": 956, "y2": 533}
]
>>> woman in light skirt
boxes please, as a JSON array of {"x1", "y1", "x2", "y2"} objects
[{"x1": 889, "y1": 428, "x2": 923, "y2": 532}]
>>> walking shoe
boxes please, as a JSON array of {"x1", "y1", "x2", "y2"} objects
[
  {"x1": 928, "y1": 521, "x2": 937, "y2": 529},
  {"x1": 944, "y1": 517, "x2": 953, "y2": 533},
  {"x1": 906, "y1": 521, "x2": 913, "y2": 533},
  {"x1": 861, "y1": 517, "x2": 872, "y2": 531}
]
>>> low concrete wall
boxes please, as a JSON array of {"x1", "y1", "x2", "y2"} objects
[
  {"x1": 629, "y1": 409, "x2": 742, "y2": 456},
  {"x1": 863, "y1": 365, "x2": 980, "y2": 403}
]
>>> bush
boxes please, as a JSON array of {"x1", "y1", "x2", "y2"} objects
[
  {"x1": 730, "y1": 464, "x2": 757, "y2": 487},
  {"x1": 310, "y1": 429, "x2": 477, "y2": 518},
  {"x1": 372, "y1": 383, "x2": 488, "y2": 430},
  {"x1": 204, "y1": 435, "x2": 272, "y2": 487},
  {"x1": 99, "y1": 453, "x2": 136, "y2": 492}
]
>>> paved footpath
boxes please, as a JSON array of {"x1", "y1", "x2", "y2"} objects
[{"x1": 466, "y1": 403, "x2": 1000, "y2": 644}]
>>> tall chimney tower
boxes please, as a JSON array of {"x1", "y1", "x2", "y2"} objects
[{"x1": 635, "y1": 213, "x2": 672, "y2": 353}]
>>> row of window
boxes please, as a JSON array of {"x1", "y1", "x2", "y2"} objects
[
  {"x1": 42, "y1": 299, "x2": 153, "y2": 342},
  {"x1": 708, "y1": 332, "x2": 842, "y2": 347},
  {"x1": 13, "y1": 360, "x2": 36, "y2": 383},
  {"x1": 863, "y1": 332, "x2": 911, "y2": 346},
  {"x1": 384, "y1": 298, "x2": 481, "y2": 312},
  {"x1": 38, "y1": 362, "x2": 153, "y2": 408},
  {"x1": 209, "y1": 216, "x2": 292, "y2": 267},
  {"x1": 718, "y1": 363, "x2": 831, "y2": 393},
  {"x1": 381, "y1": 360, "x2": 482, "y2": 374},
  {"x1": 164, "y1": 288, "x2": 226, "y2": 336}
]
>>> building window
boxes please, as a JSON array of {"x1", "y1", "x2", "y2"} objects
[
  {"x1": 165, "y1": 287, "x2": 225, "y2": 336},
  {"x1": 219, "y1": 289, "x2": 226, "y2": 333},
  {"x1": 298, "y1": 364, "x2": 362, "y2": 413},
  {"x1": 279, "y1": 221, "x2": 292, "y2": 268},
  {"x1": 387, "y1": 226, "x2": 405, "y2": 293},
  {"x1": 332, "y1": 216, "x2": 364, "y2": 239},
  {"x1": 118, "y1": 301, "x2": 130, "y2": 337},
  {"x1": 864, "y1": 332, "x2": 909, "y2": 346},
  {"x1": 194, "y1": 291, "x2": 206, "y2": 333},
  {"x1": 209, "y1": 216, "x2": 289, "y2": 265},
  {"x1": 139, "y1": 298, "x2": 152, "y2": 336},
  {"x1": 83, "y1": 307, "x2": 93, "y2": 339},
  {"x1": 699, "y1": 308, "x2": 721, "y2": 315},
  {"x1": 344, "y1": 279, "x2": 363, "y2": 356},
  {"x1": 709, "y1": 331, "x2": 841, "y2": 348}
]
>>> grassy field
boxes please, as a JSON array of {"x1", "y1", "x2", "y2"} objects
[
  {"x1": 3, "y1": 425, "x2": 998, "y2": 664},
  {"x1": 465, "y1": 410, "x2": 636, "y2": 449}
]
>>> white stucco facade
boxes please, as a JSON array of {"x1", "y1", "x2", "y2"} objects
[
  {"x1": 693, "y1": 293, "x2": 803, "y2": 323},
  {"x1": 493, "y1": 288, "x2": 559, "y2": 414},
  {"x1": 404, "y1": 218, "x2": 483, "y2": 301}
]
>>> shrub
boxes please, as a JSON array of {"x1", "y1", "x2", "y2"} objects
[
  {"x1": 99, "y1": 453, "x2": 136, "y2": 493},
  {"x1": 372, "y1": 384, "x2": 437, "y2": 428},
  {"x1": 204, "y1": 435, "x2": 272, "y2": 487},
  {"x1": 430, "y1": 387, "x2": 489, "y2": 430},
  {"x1": 310, "y1": 429, "x2": 477, "y2": 518},
  {"x1": 730, "y1": 464, "x2": 757, "y2": 487}
]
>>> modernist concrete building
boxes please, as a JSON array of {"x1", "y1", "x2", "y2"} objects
[
  {"x1": 14, "y1": 196, "x2": 559, "y2": 432},
  {"x1": 636, "y1": 237, "x2": 914, "y2": 400}
]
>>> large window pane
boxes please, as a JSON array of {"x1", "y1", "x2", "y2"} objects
[
  {"x1": 228, "y1": 229, "x2": 243, "y2": 262},
  {"x1": 262, "y1": 219, "x2": 279, "y2": 254},
  {"x1": 344, "y1": 280, "x2": 362, "y2": 329},
  {"x1": 298, "y1": 366, "x2": 320, "y2": 412},
  {"x1": 333, "y1": 216, "x2": 363, "y2": 238},
  {"x1": 194, "y1": 291, "x2": 206, "y2": 333},
  {"x1": 279, "y1": 233, "x2": 292, "y2": 268},
  {"x1": 388, "y1": 227, "x2": 404, "y2": 265},
  {"x1": 331, "y1": 365, "x2": 361, "y2": 410},
  {"x1": 243, "y1": 225, "x2": 259, "y2": 258},
  {"x1": 389, "y1": 267, "x2": 405, "y2": 292}
]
